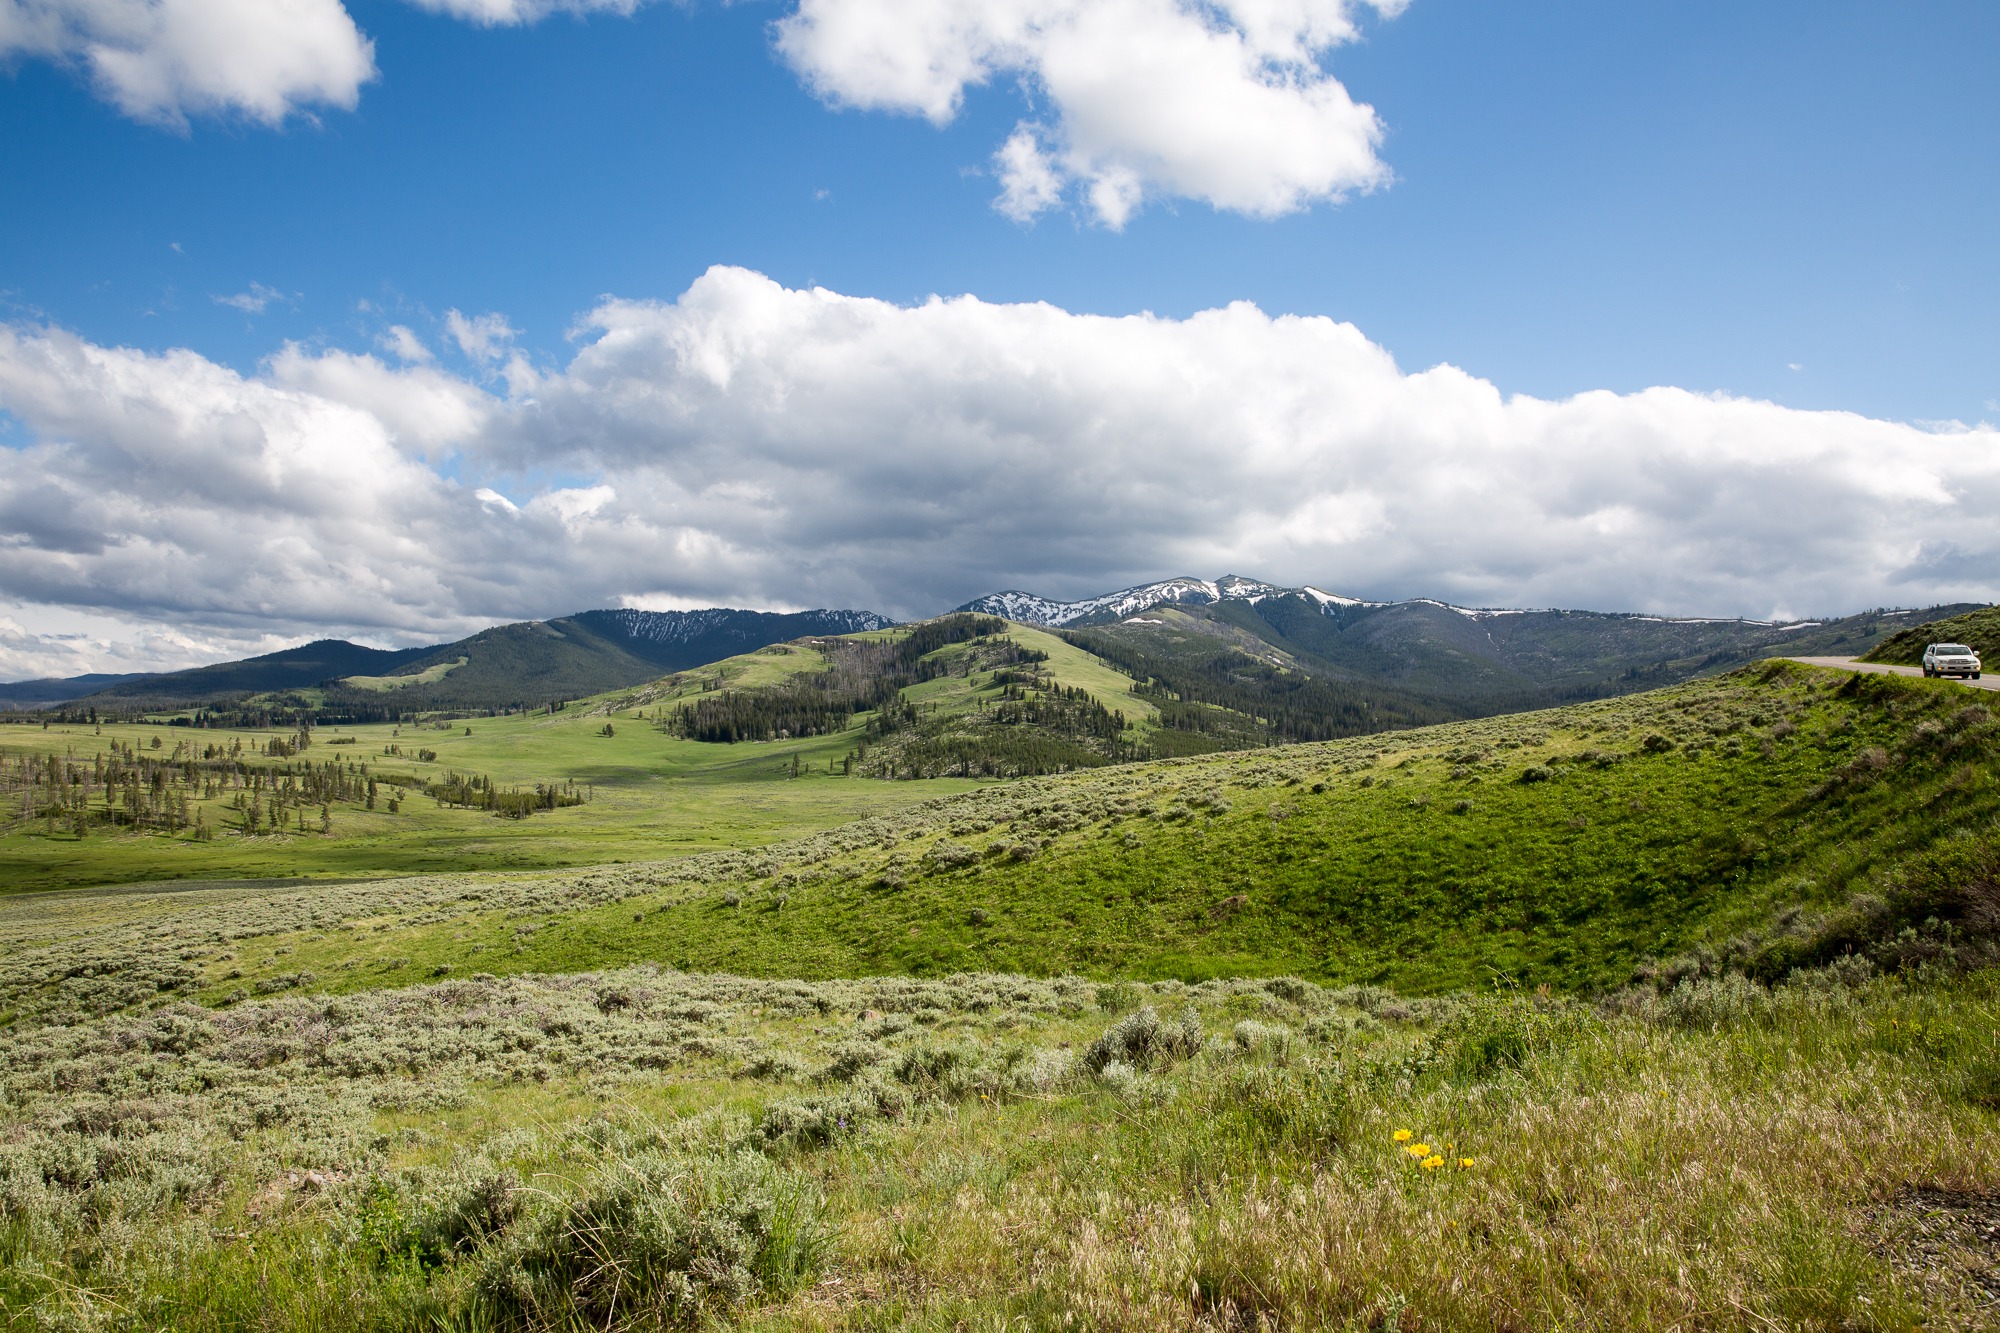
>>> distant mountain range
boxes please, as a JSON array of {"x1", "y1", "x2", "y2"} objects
[
  {"x1": 958, "y1": 575, "x2": 1368, "y2": 626},
  {"x1": 961, "y1": 574, "x2": 1855, "y2": 632},
  {"x1": 4, "y1": 575, "x2": 1985, "y2": 722},
  {"x1": 0, "y1": 608, "x2": 891, "y2": 712},
  {"x1": 997, "y1": 575, "x2": 1980, "y2": 717}
]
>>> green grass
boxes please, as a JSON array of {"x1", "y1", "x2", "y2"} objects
[
  {"x1": 1863, "y1": 604, "x2": 2000, "y2": 666},
  {"x1": 5, "y1": 963, "x2": 2000, "y2": 1330},
  {"x1": 138, "y1": 661, "x2": 1999, "y2": 1004},
  {"x1": 0, "y1": 618, "x2": 1166, "y2": 895},
  {"x1": 0, "y1": 701, "x2": 986, "y2": 894},
  {"x1": 7, "y1": 660, "x2": 2000, "y2": 1329},
  {"x1": 342, "y1": 656, "x2": 469, "y2": 691}
]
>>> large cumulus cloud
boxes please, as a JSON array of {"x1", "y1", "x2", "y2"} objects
[
  {"x1": 776, "y1": 0, "x2": 1402, "y2": 226},
  {"x1": 2, "y1": 264, "x2": 1997, "y2": 674}
]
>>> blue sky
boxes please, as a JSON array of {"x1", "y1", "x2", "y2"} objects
[
  {"x1": 1, "y1": 0, "x2": 1998, "y2": 674},
  {"x1": 8, "y1": 0, "x2": 1995, "y2": 419}
]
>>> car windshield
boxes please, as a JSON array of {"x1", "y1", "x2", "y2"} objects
[{"x1": 1934, "y1": 645, "x2": 1974, "y2": 655}]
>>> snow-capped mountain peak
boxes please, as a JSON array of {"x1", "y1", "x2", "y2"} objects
[{"x1": 955, "y1": 576, "x2": 1379, "y2": 627}]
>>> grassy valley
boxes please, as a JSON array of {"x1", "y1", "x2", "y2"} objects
[
  {"x1": 10, "y1": 659, "x2": 1987, "y2": 1018},
  {"x1": 6, "y1": 626, "x2": 2000, "y2": 1329},
  {"x1": 0, "y1": 616, "x2": 1168, "y2": 893}
]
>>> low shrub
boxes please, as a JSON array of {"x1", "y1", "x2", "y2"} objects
[
  {"x1": 1083, "y1": 1006, "x2": 1204, "y2": 1074},
  {"x1": 366, "y1": 1163, "x2": 521, "y2": 1268},
  {"x1": 1423, "y1": 993, "x2": 1601, "y2": 1079},
  {"x1": 476, "y1": 1150, "x2": 827, "y2": 1327}
]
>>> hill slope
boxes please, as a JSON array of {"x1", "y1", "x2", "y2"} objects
[
  {"x1": 1066, "y1": 588, "x2": 1967, "y2": 717},
  {"x1": 79, "y1": 639, "x2": 439, "y2": 708},
  {"x1": 92, "y1": 660, "x2": 1997, "y2": 1016},
  {"x1": 0, "y1": 672, "x2": 146, "y2": 708},
  {"x1": 49, "y1": 607, "x2": 893, "y2": 716},
  {"x1": 1861, "y1": 604, "x2": 2000, "y2": 666}
]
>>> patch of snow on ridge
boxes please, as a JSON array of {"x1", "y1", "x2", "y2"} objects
[
  {"x1": 1302, "y1": 586, "x2": 1381, "y2": 608},
  {"x1": 960, "y1": 577, "x2": 1231, "y2": 626},
  {"x1": 584, "y1": 607, "x2": 892, "y2": 643},
  {"x1": 960, "y1": 575, "x2": 1392, "y2": 626}
]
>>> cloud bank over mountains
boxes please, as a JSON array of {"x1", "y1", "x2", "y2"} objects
[
  {"x1": 3, "y1": 0, "x2": 1398, "y2": 225},
  {"x1": 2, "y1": 265, "x2": 1995, "y2": 677}
]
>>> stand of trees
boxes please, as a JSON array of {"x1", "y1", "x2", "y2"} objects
[
  {"x1": 668, "y1": 615, "x2": 1013, "y2": 744},
  {"x1": 2, "y1": 734, "x2": 586, "y2": 838},
  {"x1": 1060, "y1": 630, "x2": 1455, "y2": 744}
]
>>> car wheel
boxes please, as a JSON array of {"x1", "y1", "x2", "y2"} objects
[{"x1": 1923, "y1": 666, "x2": 1933, "y2": 677}]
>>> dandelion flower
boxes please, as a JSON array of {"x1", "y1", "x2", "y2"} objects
[
  {"x1": 1421, "y1": 1155, "x2": 1445, "y2": 1170},
  {"x1": 1393, "y1": 1129, "x2": 1413, "y2": 1142},
  {"x1": 1458, "y1": 1157, "x2": 1476, "y2": 1169}
]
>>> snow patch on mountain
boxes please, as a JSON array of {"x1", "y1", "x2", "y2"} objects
[
  {"x1": 957, "y1": 575, "x2": 1384, "y2": 627},
  {"x1": 956, "y1": 577, "x2": 1836, "y2": 630},
  {"x1": 580, "y1": 607, "x2": 892, "y2": 644}
]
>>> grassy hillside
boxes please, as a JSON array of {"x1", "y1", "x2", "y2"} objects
[
  {"x1": 1863, "y1": 605, "x2": 2000, "y2": 666},
  {"x1": 6, "y1": 663, "x2": 2000, "y2": 1329},
  {"x1": 51, "y1": 609, "x2": 893, "y2": 720},
  {"x1": 1080, "y1": 595, "x2": 1977, "y2": 720},
  {"x1": 79, "y1": 639, "x2": 436, "y2": 708},
  {"x1": 0, "y1": 692, "x2": 986, "y2": 895},
  {"x1": 9, "y1": 660, "x2": 1996, "y2": 1022},
  {"x1": 649, "y1": 616, "x2": 1178, "y2": 776},
  {"x1": 5, "y1": 935, "x2": 2000, "y2": 1328},
  {"x1": 0, "y1": 616, "x2": 1178, "y2": 893}
]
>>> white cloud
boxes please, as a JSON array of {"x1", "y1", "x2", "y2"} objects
[
  {"x1": 445, "y1": 308, "x2": 518, "y2": 363},
  {"x1": 0, "y1": 0, "x2": 651, "y2": 128},
  {"x1": 0, "y1": 0, "x2": 377, "y2": 127},
  {"x1": 0, "y1": 604, "x2": 315, "y2": 681},
  {"x1": 266, "y1": 343, "x2": 491, "y2": 454},
  {"x1": 379, "y1": 324, "x2": 435, "y2": 364},
  {"x1": 775, "y1": 0, "x2": 1402, "y2": 226},
  {"x1": 4, "y1": 266, "x2": 2000, "y2": 678},
  {"x1": 994, "y1": 125, "x2": 1066, "y2": 223},
  {"x1": 213, "y1": 281, "x2": 287, "y2": 314},
  {"x1": 402, "y1": 0, "x2": 641, "y2": 23}
]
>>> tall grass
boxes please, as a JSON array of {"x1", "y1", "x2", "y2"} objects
[{"x1": 4, "y1": 966, "x2": 1999, "y2": 1329}]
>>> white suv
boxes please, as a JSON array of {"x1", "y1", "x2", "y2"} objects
[{"x1": 1922, "y1": 642, "x2": 1982, "y2": 679}]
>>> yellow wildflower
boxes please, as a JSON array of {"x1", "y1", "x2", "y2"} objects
[
  {"x1": 1421, "y1": 1155, "x2": 1445, "y2": 1170},
  {"x1": 1458, "y1": 1157, "x2": 1476, "y2": 1169},
  {"x1": 1392, "y1": 1129, "x2": 1413, "y2": 1142}
]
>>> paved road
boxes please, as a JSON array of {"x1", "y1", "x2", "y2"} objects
[{"x1": 1788, "y1": 656, "x2": 2000, "y2": 693}]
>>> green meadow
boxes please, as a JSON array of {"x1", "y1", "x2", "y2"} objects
[
  {"x1": 5, "y1": 643, "x2": 2000, "y2": 1330},
  {"x1": 0, "y1": 623, "x2": 1165, "y2": 895}
]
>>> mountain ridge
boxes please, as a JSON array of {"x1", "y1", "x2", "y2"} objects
[
  {"x1": 957, "y1": 573, "x2": 1863, "y2": 630},
  {"x1": 6, "y1": 607, "x2": 894, "y2": 712}
]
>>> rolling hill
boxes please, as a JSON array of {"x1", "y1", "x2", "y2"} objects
[
  {"x1": 66, "y1": 639, "x2": 439, "y2": 707},
  {"x1": 1861, "y1": 604, "x2": 2000, "y2": 666},
  {"x1": 34, "y1": 607, "x2": 893, "y2": 717},
  {"x1": 967, "y1": 575, "x2": 1975, "y2": 717},
  {"x1": 5, "y1": 656, "x2": 1999, "y2": 1329},
  {"x1": 12, "y1": 658, "x2": 1992, "y2": 1012},
  {"x1": 0, "y1": 671, "x2": 147, "y2": 708}
]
